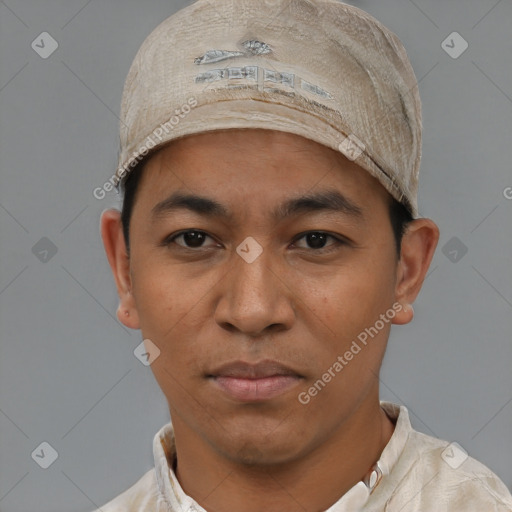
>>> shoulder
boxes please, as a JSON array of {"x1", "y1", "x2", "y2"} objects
[
  {"x1": 387, "y1": 428, "x2": 512, "y2": 511},
  {"x1": 91, "y1": 468, "x2": 163, "y2": 512}
]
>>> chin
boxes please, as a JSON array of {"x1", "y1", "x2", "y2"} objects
[{"x1": 213, "y1": 425, "x2": 306, "y2": 467}]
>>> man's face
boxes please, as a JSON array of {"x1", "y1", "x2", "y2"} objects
[{"x1": 125, "y1": 129, "x2": 401, "y2": 465}]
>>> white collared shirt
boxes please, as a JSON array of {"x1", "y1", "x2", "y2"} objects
[{"x1": 94, "y1": 402, "x2": 512, "y2": 511}]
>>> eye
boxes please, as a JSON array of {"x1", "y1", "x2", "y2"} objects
[
  {"x1": 292, "y1": 231, "x2": 346, "y2": 253},
  {"x1": 165, "y1": 230, "x2": 218, "y2": 249},
  {"x1": 163, "y1": 229, "x2": 347, "y2": 253}
]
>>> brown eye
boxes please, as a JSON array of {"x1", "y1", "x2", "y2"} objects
[
  {"x1": 293, "y1": 231, "x2": 346, "y2": 253},
  {"x1": 165, "y1": 230, "x2": 217, "y2": 249}
]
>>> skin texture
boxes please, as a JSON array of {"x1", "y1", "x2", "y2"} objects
[{"x1": 101, "y1": 128, "x2": 439, "y2": 512}]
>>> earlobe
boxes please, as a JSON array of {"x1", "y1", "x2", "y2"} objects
[
  {"x1": 116, "y1": 297, "x2": 139, "y2": 329},
  {"x1": 392, "y1": 303, "x2": 414, "y2": 325},
  {"x1": 392, "y1": 218, "x2": 439, "y2": 325},
  {"x1": 100, "y1": 208, "x2": 140, "y2": 330}
]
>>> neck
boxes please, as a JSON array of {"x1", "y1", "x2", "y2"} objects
[{"x1": 171, "y1": 396, "x2": 395, "y2": 512}]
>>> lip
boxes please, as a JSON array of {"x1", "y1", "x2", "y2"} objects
[{"x1": 208, "y1": 360, "x2": 303, "y2": 402}]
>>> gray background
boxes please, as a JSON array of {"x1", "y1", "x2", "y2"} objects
[{"x1": 0, "y1": 0, "x2": 511, "y2": 510}]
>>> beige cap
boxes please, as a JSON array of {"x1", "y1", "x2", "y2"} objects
[{"x1": 117, "y1": 0, "x2": 422, "y2": 217}]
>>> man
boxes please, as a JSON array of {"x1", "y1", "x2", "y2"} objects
[{"x1": 97, "y1": 0, "x2": 512, "y2": 510}]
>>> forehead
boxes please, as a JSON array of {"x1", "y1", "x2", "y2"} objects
[{"x1": 132, "y1": 129, "x2": 390, "y2": 217}]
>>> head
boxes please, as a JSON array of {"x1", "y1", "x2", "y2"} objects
[
  {"x1": 101, "y1": 127, "x2": 438, "y2": 465},
  {"x1": 101, "y1": 0, "x2": 439, "y2": 467}
]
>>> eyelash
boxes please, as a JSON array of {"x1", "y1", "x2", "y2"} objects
[{"x1": 163, "y1": 230, "x2": 348, "y2": 254}]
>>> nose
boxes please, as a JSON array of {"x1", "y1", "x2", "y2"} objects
[{"x1": 213, "y1": 247, "x2": 296, "y2": 338}]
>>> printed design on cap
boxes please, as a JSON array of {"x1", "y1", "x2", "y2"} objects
[
  {"x1": 194, "y1": 38, "x2": 334, "y2": 102},
  {"x1": 241, "y1": 40, "x2": 272, "y2": 55},
  {"x1": 195, "y1": 64, "x2": 334, "y2": 100},
  {"x1": 194, "y1": 40, "x2": 272, "y2": 65}
]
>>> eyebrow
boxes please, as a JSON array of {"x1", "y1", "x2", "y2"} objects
[{"x1": 151, "y1": 188, "x2": 364, "y2": 222}]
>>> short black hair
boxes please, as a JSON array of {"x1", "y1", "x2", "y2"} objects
[
  {"x1": 120, "y1": 163, "x2": 413, "y2": 257},
  {"x1": 120, "y1": 159, "x2": 145, "y2": 255}
]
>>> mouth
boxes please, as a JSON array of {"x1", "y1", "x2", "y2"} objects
[{"x1": 207, "y1": 360, "x2": 304, "y2": 402}]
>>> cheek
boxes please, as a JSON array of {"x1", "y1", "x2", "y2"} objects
[
  {"x1": 130, "y1": 260, "x2": 220, "y2": 368},
  {"x1": 290, "y1": 251, "x2": 397, "y2": 393},
  {"x1": 130, "y1": 266, "x2": 209, "y2": 409},
  {"x1": 300, "y1": 253, "x2": 396, "y2": 332},
  {"x1": 132, "y1": 270, "x2": 179, "y2": 333},
  {"x1": 295, "y1": 268, "x2": 395, "y2": 405},
  {"x1": 132, "y1": 253, "x2": 212, "y2": 323}
]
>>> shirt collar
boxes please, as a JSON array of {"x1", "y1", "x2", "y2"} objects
[{"x1": 153, "y1": 401, "x2": 412, "y2": 512}]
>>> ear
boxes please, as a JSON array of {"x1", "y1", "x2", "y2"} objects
[
  {"x1": 392, "y1": 218, "x2": 439, "y2": 325},
  {"x1": 100, "y1": 208, "x2": 140, "y2": 329}
]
